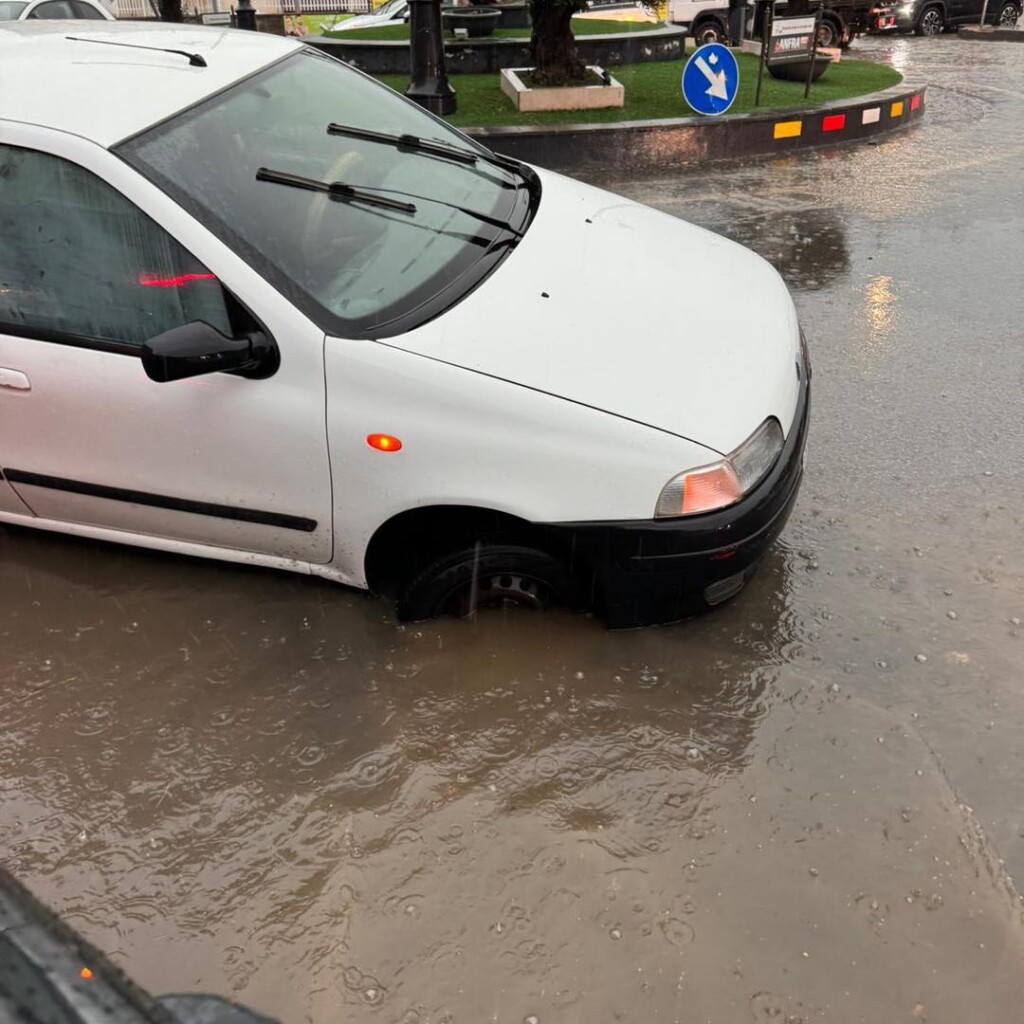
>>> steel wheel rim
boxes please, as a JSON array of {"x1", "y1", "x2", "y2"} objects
[{"x1": 446, "y1": 572, "x2": 553, "y2": 617}]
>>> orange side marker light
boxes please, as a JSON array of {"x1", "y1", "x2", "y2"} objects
[
  {"x1": 80, "y1": 968, "x2": 94, "y2": 981},
  {"x1": 366, "y1": 434, "x2": 403, "y2": 453}
]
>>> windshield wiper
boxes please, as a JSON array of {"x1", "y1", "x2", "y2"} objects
[
  {"x1": 257, "y1": 168, "x2": 522, "y2": 238},
  {"x1": 352, "y1": 185, "x2": 524, "y2": 237},
  {"x1": 327, "y1": 123, "x2": 480, "y2": 166},
  {"x1": 326, "y1": 123, "x2": 533, "y2": 190},
  {"x1": 256, "y1": 168, "x2": 416, "y2": 214}
]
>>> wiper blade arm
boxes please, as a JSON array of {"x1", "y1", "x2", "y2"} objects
[
  {"x1": 327, "y1": 123, "x2": 480, "y2": 166},
  {"x1": 352, "y1": 185, "x2": 523, "y2": 238},
  {"x1": 327, "y1": 122, "x2": 533, "y2": 190},
  {"x1": 255, "y1": 167, "x2": 416, "y2": 214}
]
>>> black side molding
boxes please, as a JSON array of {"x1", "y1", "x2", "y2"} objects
[{"x1": 2, "y1": 469, "x2": 317, "y2": 533}]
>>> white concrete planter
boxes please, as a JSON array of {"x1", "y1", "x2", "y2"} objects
[{"x1": 499, "y1": 66, "x2": 625, "y2": 112}]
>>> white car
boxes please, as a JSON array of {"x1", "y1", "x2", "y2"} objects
[
  {"x1": 330, "y1": 0, "x2": 409, "y2": 32},
  {"x1": 0, "y1": 23, "x2": 809, "y2": 627},
  {"x1": 0, "y1": 0, "x2": 113, "y2": 19}
]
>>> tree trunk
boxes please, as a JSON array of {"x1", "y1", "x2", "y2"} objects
[
  {"x1": 529, "y1": 1, "x2": 585, "y2": 86},
  {"x1": 154, "y1": 0, "x2": 184, "y2": 21}
]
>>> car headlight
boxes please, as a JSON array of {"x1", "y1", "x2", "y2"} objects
[{"x1": 655, "y1": 417, "x2": 785, "y2": 519}]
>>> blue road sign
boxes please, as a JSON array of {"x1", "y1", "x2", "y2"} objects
[{"x1": 681, "y1": 43, "x2": 740, "y2": 116}]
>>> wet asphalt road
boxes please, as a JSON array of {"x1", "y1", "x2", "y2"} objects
[{"x1": 3, "y1": 33, "x2": 1024, "y2": 1024}]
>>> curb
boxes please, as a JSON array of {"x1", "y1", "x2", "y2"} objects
[
  {"x1": 957, "y1": 25, "x2": 1024, "y2": 40},
  {"x1": 464, "y1": 83, "x2": 926, "y2": 173}
]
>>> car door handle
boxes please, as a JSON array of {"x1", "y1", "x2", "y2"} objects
[{"x1": 0, "y1": 368, "x2": 30, "y2": 391}]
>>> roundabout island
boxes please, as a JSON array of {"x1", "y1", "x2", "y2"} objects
[{"x1": 306, "y1": 15, "x2": 926, "y2": 173}]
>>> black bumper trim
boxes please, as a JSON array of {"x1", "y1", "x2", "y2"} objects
[{"x1": 539, "y1": 375, "x2": 810, "y2": 627}]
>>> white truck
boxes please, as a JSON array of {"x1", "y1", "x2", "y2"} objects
[
  {"x1": 666, "y1": 0, "x2": 891, "y2": 47},
  {"x1": 667, "y1": 0, "x2": 734, "y2": 43}
]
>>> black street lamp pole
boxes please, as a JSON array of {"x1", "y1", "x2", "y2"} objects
[
  {"x1": 236, "y1": 0, "x2": 257, "y2": 31},
  {"x1": 406, "y1": 0, "x2": 456, "y2": 116}
]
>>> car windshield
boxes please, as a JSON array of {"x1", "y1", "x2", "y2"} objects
[
  {"x1": 0, "y1": 1, "x2": 28, "y2": 18},
  {"x1": 120, "y1": 49, "x2": 536, "y2": 338},
  {"x1": 376, "y1": 0, "x2": 405, "y2": 15}
]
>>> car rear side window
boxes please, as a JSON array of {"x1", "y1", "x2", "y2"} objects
[
  {"x1": 70, "y1": 0, "x2": 106, "y2": 15},
  {"x1": 0, "y1": 145, "x2": 231, "y2": 351}
]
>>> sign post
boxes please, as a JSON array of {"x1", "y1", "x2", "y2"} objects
[
  {"x1": 754, "y1": 0, "x2": 772, "y2": 108},
  {"x1": 805, "y1": 8, "x2": 821, "y2": 99},
  {"x1": 761, "y1": 13, "x2": 819, "y2": 96},
  {"x1": 767, "y1": 14, "x2": 817, "y2": 66}
]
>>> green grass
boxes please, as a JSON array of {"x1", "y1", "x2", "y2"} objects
[
  {"x1": 299, "y1": 12, "x2": 351, "y2": 34},
  {"x1": 327, "y1": 17, "x2": 661, "y2": 39},
  {"x1": 375, "y1": 54, "x2": 902, "y2": 127}
]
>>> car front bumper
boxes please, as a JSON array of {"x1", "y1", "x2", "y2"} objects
[{"x1": 541, "y1": 373, "x2": 810, "y2": 628}]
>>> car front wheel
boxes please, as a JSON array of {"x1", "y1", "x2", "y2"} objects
[
  {"x1": 396, "y1": 543, "x2": 574, "y2": 621},
  {"x1": 997, "y1": 1, "x2": 1020, "y2": 25},
  {"x1": 915, "y1": 5, "x2": 944, "y2": 33},
  {"x1": 816, "y1": 19, "x2": 840, "y2": 46}
]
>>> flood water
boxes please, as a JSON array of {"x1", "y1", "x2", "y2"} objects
[{"x1": 3, "y1": 34, "x2": 1024, "y2": 1024}]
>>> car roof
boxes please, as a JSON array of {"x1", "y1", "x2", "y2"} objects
[{"x1": 0, "y1": 22, "x2": 301, "y2": 148}]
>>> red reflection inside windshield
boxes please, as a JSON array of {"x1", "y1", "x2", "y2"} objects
[{"x1": 138, "y1": 273, "x2": 217, "y2": 288}]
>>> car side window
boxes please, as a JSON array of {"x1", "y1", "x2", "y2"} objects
[
  {"x1": 70, "y1": 0, "x2": 106, "y2": 15},
  {"x1": 0, "y1": 144, "x2": 232, "y2": 350},
  {"x1": 25, "y1": 0, "x2": 76, "y2": 15}
]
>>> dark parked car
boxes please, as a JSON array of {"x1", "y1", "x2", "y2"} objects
[{"x1": 889, "y1": 0, "x2": 1020, "y2": 34}]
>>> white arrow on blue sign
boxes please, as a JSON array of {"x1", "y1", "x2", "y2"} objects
[{"x1": 682, "y1": 43, "x2": 740, "y2": 116}]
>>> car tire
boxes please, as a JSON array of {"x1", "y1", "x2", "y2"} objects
[
  {"x1": 692, "y1": 19, "x2": 726, "y2": 45},
  {"x1": 997, "y1": 1, "x2": 1020, "y2": 25},
  {"x1": 816, "y1": 18, "x2": 841, "y2": 47},
  {"x1": 396, "y1": 543, "x2": 574, "y2": 621},
  {"x1": 915, "y1": 5, "x2": 944, "y2": 34}
]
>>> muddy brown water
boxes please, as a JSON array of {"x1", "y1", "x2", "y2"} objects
[{"x1": 3, "y1": 35, "x2": 1024, "y2": 1024}]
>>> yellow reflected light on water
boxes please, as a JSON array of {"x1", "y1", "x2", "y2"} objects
[{"x1": 854, "y1": 274, "x2": 900, "y2": 371}]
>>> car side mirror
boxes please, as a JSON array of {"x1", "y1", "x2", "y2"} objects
[{"x1": 141, "y1": 322, "x2": 276, "y2": 383}]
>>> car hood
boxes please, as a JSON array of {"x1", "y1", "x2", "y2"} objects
[{"x1": 382, "y1": 167, "x2": 802, "y2": 455}]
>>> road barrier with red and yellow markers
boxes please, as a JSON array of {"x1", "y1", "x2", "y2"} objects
[
  {"x1": 469, "y1": 85, "x2": 928, "y2": 176},
  {"x1": 769, "y1": 89, "x2": 923, "y2": 143}
]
